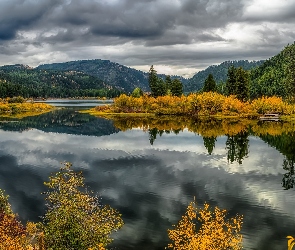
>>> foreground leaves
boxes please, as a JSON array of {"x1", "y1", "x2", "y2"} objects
[{"x1": 167, "y1": 200, "x2": 243, "y2": 250}]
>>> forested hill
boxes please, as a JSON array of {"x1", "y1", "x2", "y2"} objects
[
  {"x1": 37, "y1": 59, "x2": 188, "y2": 93},
  {"x1": 250, "y1": 43, "x2": 295, "y2": 98},
  {"x1": 184, "y1": 60, "x2": 264, "y2": 93},
  {"x1": 37, "y1": 60, "x2": 148, "y2": 93},
  {"x1": 0, "y1": 65, "x2": 121, "y2": 98}
]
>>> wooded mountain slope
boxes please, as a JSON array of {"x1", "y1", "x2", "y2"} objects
[
  {"x1": 37, "y1": 59, "x2": 188, "y2": 93},
  {"x1": 185, "y1": 60, "x2": 264, "y2": 93},
  {"x1": 250, "y1": 43, "x2": 295, "y2": 98},
  {"x1": 0, "y1": 64, "x2": 121, "y2": 98}
]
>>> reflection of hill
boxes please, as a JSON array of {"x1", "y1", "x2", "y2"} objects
[{"x1": 0, "y1": 109, "x2": 119, "y2": 136}]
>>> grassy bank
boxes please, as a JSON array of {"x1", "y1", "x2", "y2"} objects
[{"x1": 83, "y1": 93, "x2": 295, "y2": 118}]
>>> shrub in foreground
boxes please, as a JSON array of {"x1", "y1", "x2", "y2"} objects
[
  {"x1": 167, "y1": 200, "x2": 243, "y2": 250},
  {"x1": 43, "y1": 162, "x2": 124, "y2": 249}
]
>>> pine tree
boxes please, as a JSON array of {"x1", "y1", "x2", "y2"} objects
[
  {"x1": 203, "y1": 74, "x2": 216, "y2": 92},
  {"x1": 165, "y1": 75, "x2": 172, "y2": 95},
  {"x1": 235, "y1": 67, "x2": 250, "y2": 102},
  {"x1": 171, "y1": 78, "x2": 183, "y2": 97},
  {"x1": 226, "y1": 66, "x2": 237, "y2": 95},
  {"x1": 157, "y1": 78, "x2": 167, "y2": 96},
  {"x1": 148, "y1": 65, "x2": 159, "y2": 97}
]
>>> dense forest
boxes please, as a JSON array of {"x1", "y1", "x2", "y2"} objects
[
  {"x1": 0, "y1": 64, "x2": 121, "y2": 98},
  {"x1": 250, "y1": 43, "x2": 295, "y2": 99}
]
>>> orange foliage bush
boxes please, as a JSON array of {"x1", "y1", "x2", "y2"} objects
[
  {"x1": 93, "y1": 93, "x2": 295, "y2": 117},
  {"x1": 251, "y1": 96, "x2": 295, "y2": 115},
  {"x1": 167, "y1": 200, "x2": 243, "y2": 250},
  {"x1": 0, "y1": 189, "x2": 43, "y2": 250}
]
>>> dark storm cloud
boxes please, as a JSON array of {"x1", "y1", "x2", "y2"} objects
[
  {"x1": 0, "y1": 0, "x2": 246, "y2": 44},
  {"x1": 0, "y1": 0, "x2": 62, "y2": 40},
  {"x1": 1, "y1": 0, "x2": 295, "y2": 75}
]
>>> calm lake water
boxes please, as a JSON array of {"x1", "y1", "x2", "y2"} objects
[{"x1": 0, "y1": 106, "x2": 294, "y2": 250}]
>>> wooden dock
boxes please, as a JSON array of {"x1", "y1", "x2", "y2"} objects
[{"x1": 259, "y1": 113, "x2": 280, "y2": 121}]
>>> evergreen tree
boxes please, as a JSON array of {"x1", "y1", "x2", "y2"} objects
[
  {"x1": 226, "y1": 66, "x2": 237, "y2": 96},
  {"x1": 226, "y1": 66, "x2": 250, "y2": 101},
  {"x1": 203, "y1": 74, "x2": 216, "y2": 92},
  {"x1": 165, "y1": 75, "x2": 172, "y2": 95},
  {"x1": 148, "y1": 65, "x2": 159, "y2": 97},
  {"x1": 235, "y1": 67, "x2": 250, "y2": 102},
  {"x1": 157, "y1": 78, "x2": 167, "y2": 96},
  {"x1": 171, "y1": 78, "x2": 183, "y2": 97}
]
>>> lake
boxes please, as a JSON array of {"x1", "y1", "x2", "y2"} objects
[{"x1": 0, "y1": 103, "x2": 294, "y2": 250}]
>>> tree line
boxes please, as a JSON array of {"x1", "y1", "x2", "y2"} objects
[
  {"x1": 202, "y1": 66, "x2": 250, "y2": 102},
  {"x1": 0, "y1": 68, "x2": 122, "y2": 98},
  {"x1": 202, "y1": 43, "x2": 295, "y2": 101},
  {"x1": 148, "y1": 65, "x2": 183, "y2": 97}
]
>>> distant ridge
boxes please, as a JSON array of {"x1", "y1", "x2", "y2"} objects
[
  {"x1": 37, "y1": 59, "x2": 152, "y2": 93},
  {"x1": 37, "y1": 59, "x2": 188, "y2": 93}
]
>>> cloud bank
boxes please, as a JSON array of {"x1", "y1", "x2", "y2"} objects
[{"x1": 0, "y1": 0, "x2": 295, "y2": 77}]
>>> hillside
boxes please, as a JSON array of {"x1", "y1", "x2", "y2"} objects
[
  {"x1": 0, "y1": 65, "x2": 121, "y2": 98},
  {"x1": 185, "y1": 60, "x2": 264, "y2": 93},
  {"x1": 250, "y1": 43, "x2": 295, "y2": 98},
  {"x1": 37, "y1": 60, "x2": 149, "y2": 93},
  {"x1": 37, "y1": 59, "x2": 188, "y2": 93}
]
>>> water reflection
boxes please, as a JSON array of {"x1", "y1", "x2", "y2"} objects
[
  {"x1": 225, "y1": 131, "x2": 249, "y2": 164},
  {"x1": 282, "y1": 159, "x2": 295, "y2": 190},
  {"x1": 0, "y1": 109, "x2": 119, "y2": 136},
  {"x1": 109, "y1": 115, "x2": 295, "y2": 188},
  {"x1": 0, "y1": 112, "x2": 295, "y2": 249},
  {"x1": 203, "y1": 136, "x2": 216, "y2": 155}
]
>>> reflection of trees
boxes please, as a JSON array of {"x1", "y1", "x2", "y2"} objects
[
  {"x1": 226, "y1": 131, "x2": 249, "y2": 164},
  {"x1": 203, "y1": 136, "x2": 217, "y2": 155},
  {"x1": 282, "y1": 158, "x2": 295, "y2": 190},
  {"x1": 148, "y1": 128, "x2": 178, "y2": 145},
  {"x1": 258, "y1": 131, "x2": 295, "y2": 190}
]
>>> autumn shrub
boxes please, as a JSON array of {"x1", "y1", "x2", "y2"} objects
[
  {"x1": 222, "y1": 95, "x2": 250, "y2": 116},
  {"x1": 250, "y1": 96, "x2": 295, "y2": 115},
  {"x1": 43, "y1": 162, "x2": 124, "y2": 250},
  {"x1": 7, "y1": 96, "x2": 26, "y2": 103},
  {"x1": 188, "y1": 92, "x2": 225, "y2": 115},
  {"x1": 0, "y1": 102, "x2": 53, "y2": 114},
  {"x1": 0, "y1": 190, "x2": 43, "y2": 250},
  {"x1": 167, "y1": 200, "x2": 243, "y2": 250}
]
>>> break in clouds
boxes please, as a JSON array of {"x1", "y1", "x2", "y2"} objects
[{"x1": 0, "y1": 0, "x2": 295, "y2": 76}]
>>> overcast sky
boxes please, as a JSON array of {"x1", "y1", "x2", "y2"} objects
[{"x1": 0, "y1": 0, "x2": 295, "y2": 77}]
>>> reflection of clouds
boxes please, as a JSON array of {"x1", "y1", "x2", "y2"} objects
[{"x1": 0, "y1": 127, "x2": 294, "y2": 249}]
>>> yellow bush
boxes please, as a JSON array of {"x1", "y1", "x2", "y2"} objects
[
  {"x1": 167, "y1": 200, "x2": 243, "y2": 250},
  {"x1": 90, "y1": 93, "x2": 295, "y2": 117},
  {"x1": 251, "y1": 96, "x2": 295, "y2": 115}
]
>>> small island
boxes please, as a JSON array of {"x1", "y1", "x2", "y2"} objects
[{"x1": 0, "y1": 96, "x2": 55, "y2": 118}]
